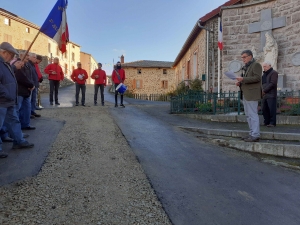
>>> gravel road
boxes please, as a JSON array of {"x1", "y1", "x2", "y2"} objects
[{"x1": 0, "y1": 91, "x2": 171, "y2": 225}]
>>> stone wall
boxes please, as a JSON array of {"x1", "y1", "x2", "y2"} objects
[
  {"x1": 124, "y1": 67, "x2": 176, "y2": 95},
  {"x1": 174, "y1": 30, "x2": 206, "y2": 88},
  {"x1": 222, "y1": 0, "x2": 300, "y2": 91}
]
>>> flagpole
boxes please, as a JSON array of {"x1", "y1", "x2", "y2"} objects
[
  {"x1": 21, "y1": 30, "x2": 41, "y2": 61},
  {"x1": 217, "y1": 16, "x2": 221, "y2": 94}
]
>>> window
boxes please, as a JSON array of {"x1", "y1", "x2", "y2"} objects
[
  {"x1": 132, "y1": 79, "x2": 143, "y2": 89},
  {"x1": 137, "y1": 69, "x2": 142, "y2": 74},
  {"x1": 72, "y1": 52, "x2": 75, "y2": 61},
  {"x1": 65, "y1": 63, "x2": 68, "y2": 74},
  {"x1": 4, "y1": 18, "x2": 10, "y2": 26},
  {"x1": 24, "y1": 40, "x2": 31, "y2": 50},
  {"x1": 48, "y1": 43, "x2": 51, "y2": 53},
  {"x1": 161, "y1": 80, "x2": 168, "y2": 89},
  {"x1": 163, "y1": 69, "x2": 167, "y2": 74},
  {"x1": 25, "y1": 27, "x2": 30, "y2": 33},
  {"x1": 3, "y1": 34, "x2": 12, "y2": 43},
  {"x1": 187, "y1": 60, "x2": 190, "y2": 79}
]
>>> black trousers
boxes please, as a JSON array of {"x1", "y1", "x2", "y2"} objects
[
  {"x1": 49, "y1": 80, "x2": 60, "y2": 103},
  {"x1": 75, "y1": 83, "x2": 86, "y2": 104},
  {"x1": 115, "y1": 84, "x2": 123, "y2": 105},
  {"x1": 94, "y1": 84, "x2": 104, "y2": 104},
  {"x1": 262, "y1": 98, "x2": 277, "y2": 125}
]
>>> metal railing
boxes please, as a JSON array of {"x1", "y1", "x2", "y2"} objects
[
  {"x1": 170, "y1": 90, "x2": 300, "y2": 116},
  {"x1": 130, "y1": 94, "x2": 171, "y2": 102}
]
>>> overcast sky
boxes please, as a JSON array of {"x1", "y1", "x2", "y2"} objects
[{"x1": 2, "y1": 0, "x2": 227, "y2": 73}]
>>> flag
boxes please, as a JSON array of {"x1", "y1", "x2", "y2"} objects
[
  {"x1": 218, "y1": 20, "x2": 223, "y2": 50},
  {"x1": 40, "y1": 0, "x2": 69, "y2": 53}
]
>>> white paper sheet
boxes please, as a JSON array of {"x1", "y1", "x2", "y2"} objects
[{"x1": 224, "y1": 71, "x2": 237, "y2": 80}]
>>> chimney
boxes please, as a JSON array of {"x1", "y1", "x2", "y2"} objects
[{"x1": 120, "y1": 55, "x2": 124, "y2": 63}]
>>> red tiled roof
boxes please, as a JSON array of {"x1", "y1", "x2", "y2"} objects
[{"x1": 173, "y1": 0, "x2": 242, "y2": 67}]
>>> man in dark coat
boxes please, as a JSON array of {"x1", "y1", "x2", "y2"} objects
[{"x1": 262, "y1": 61, "x2": 278, "y2": 127}]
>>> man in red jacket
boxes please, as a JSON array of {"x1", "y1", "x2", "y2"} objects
[
  {"x1": 91, "y1": 63, "x2": 106, "y2": 106},
  {"x1": 112, "y1": 61, "x2": 126, "y2": 107},
  {"x1": 71, "y1": 62, "x2": 88, "y2": 106},
  {"x1": 44, "y1": 57, "x2": 64, "y2": 105}
]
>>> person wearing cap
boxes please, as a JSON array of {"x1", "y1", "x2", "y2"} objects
[
  {"x1": 91, "y1": 63, "x2": 106, "y2": 106},
  {"x1": 44, "y1": 57, "x2": 64, "y2": 105},
  {"x1": 0, "y1": 42, "x2": 34, "y2": 158},
  {"x1": 112, "y1": 61, "x2": 126, "y2": 107},
  {"x1": 71, "y1": 62, "x2": 88, "y2": 106},
  {"x1": 35, "y1": 55, "x2": 44, "y2": 109}
]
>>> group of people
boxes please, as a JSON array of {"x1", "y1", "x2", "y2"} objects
[
  {"x1": 0, "y1": 42, "x2": 44, "y2": 158},
  {"x1": 63, "y1": 60, "x2": 126, "y2": 107},
  {"x1": 237, "y1": 49, "x2": 278, "y2": 142},
  {"x1": 0, "y1": 40, "x2": 127, "y2": 159}
]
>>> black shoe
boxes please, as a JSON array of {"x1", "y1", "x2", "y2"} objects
[
  {"x1": 94, "y1": 102, "x2": 97, "y2": 106},
  {"x1": 244, "y1": 137, "x2": 260, "y2": 142},
  {"x1": 55, "y1": 102, "x2": 60, "y2": 105},
  {"x1": 0, "y1": 152, "x2": 8, "y2": 158},
  {"x1": 12, "y1": 141, "x2": 34, "y2": 149},
  {"x1": 115, "y1": 104, "x2": 118, "y2": 107},
  {"x1": 32, "y1": 113, "x2": 41, "y2": 117},
  {"x1": 82, "y1": 104, "x2": 85, "y2": 106},
  {"x1": 30, "y1": 115, "x2": 35, "y2": 119},
  {"x1": 2, "y1": 137, "x2": 13, "y2": 142},
  {"x1": 22, "y1": 126, "x2": 36, "y2": 130},
  {"x1": 50, "y1": 102, "x2": 53, "y2": 105},
  {"x1": 120, "y1": 104, "x2": 125, "y2": 108},
  {"x1": 267, "y1": 124, "x2": 275, "y2": 127},
  {"x1": 75, "y1": 103, "x2": 79, "y2": 106},
  {"x1": 23, "y1": 133, "x2": 29, "y2": 138},
  {"x1": 35, "y1": 107, "x2": 42, "y2": 110}
]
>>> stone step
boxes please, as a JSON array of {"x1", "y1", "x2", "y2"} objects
[{"x1": 180, "y1": 126, "x2": 300, "y2": 159}]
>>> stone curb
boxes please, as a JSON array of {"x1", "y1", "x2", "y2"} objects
[
  {"x1": 180, "y1": 126, "x2": 300, "y2": 159},
  {"x1": 180, "y1": 114, "x2": 300, "y2": 125},
  {"x1": 180, "y1": 126, "x2": 300, "y2": 142}
]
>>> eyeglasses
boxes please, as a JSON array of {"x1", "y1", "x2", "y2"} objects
[{"x1": 241, "y1": 55, "x2": 250, "y2": 59}]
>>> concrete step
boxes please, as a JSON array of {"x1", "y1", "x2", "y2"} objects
[{"x1": 180, "y1": 126, "x2": 300, "y2": 159}]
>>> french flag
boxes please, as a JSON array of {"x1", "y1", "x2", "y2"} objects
[
  {"x1": 40, "y1": 0, "x2": 69, "y2": 53},
  {"x1": 218, "y1": 20, "x2": 223, "y2": 50}
]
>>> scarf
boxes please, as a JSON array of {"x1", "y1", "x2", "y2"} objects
[{"x1": 241, "y1": 58, "x2": 255, "y2": 77}]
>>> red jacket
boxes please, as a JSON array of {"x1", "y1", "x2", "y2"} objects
[
  {"x1": 35, "y1": 64, "x2": 43, "y2": 80},
  {"x1": 71, "y1": 68, "x2": 88, "y2": 84},
  {"x1": 91, "y1": 69, "x2": 107, "y2": 85},
  {"x1": 44, "y1": 63, "x2": 64, "y2": 81},
  {"x1": 112, "y1": 69, "x2": 125, "y2": 84}
]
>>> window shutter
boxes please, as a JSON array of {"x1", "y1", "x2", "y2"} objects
[
  {"x1": 140, "y1": 80, "x2": 143, "y2": 89},
  {"x1": 132, "y1": 79, "x2": 136, "y2": 89},
  {"x1": 165, "y1": 81, "x2": 168, "y2": 89}
]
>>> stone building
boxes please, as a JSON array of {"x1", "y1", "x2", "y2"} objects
[
  {"x1": 80, "y1": 52, "x2": 98, "y2": 84},
  {"x1": 221, "y1": 0, "x2": 300, "y2": 92},
  {"x1": 0, "y1": 7, "x2": 98, "y2": 86},
  {"x1": 173, "y1": 0, "x2": 240, "y2": 92},
  {"x1": 122, "y1": 59, "x2": 175, "y2": 95}
]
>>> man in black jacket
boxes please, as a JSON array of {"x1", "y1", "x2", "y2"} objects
[
  {"x1": 12, "y1": 59, "x2": 35, "y2": 130},
  {"x1": 262, "y1": 61, "x2": 278, "y2": 127}
]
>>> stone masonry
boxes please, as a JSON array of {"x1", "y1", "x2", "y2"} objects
[
  {"x1": 124, "y1": 67, "x2": 175, "y2": 95},
  {"x1": 222, "y1": 0, "x2": 300, "y2": 91}
]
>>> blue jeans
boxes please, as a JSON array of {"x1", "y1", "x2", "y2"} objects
[
  {"x1": 0, "y1": 125, "x2": 9, "y2": 140},
  {"x1": 18, "y1": 96, "x2": 31, "y2": 128},
  {"x1": 0, "y1": 105, "x2": 26, "y2": 151},
  {"x1": 31, "y1": 88, "x2": 37, "y2": 113}
]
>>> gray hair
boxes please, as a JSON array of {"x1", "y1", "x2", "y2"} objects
[
  {"x1": 28, "y1": 52, "x2": 36, "y2": 57},
  {"x1": 263, "y1": 61, "x2": 272, "y2": 66},
  {"x1": 241, "y1": 50, "x2": 253, "y2": 56}
]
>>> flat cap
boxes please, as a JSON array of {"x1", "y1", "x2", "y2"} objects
[{"x1": 0, "y1": 42, "x2": 18, "y2": 55}]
